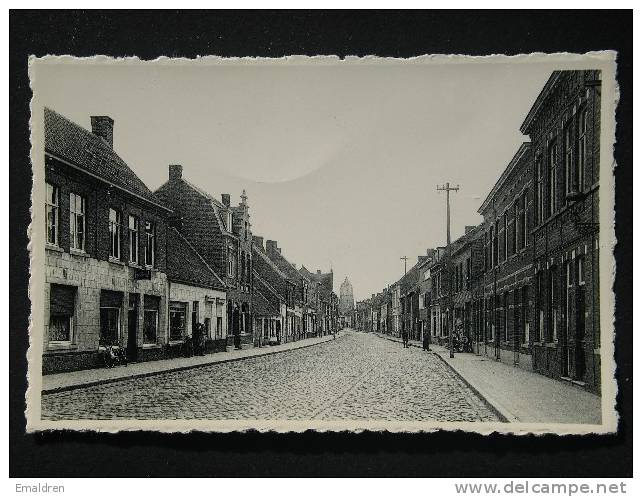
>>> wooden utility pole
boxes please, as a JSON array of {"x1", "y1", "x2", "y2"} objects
[
  {"x1": 400, "y1": 256, "x2": 408, "y2": 274},
  {"x1": 437, "y1": 182, "x2": 459, "y2": 358}
]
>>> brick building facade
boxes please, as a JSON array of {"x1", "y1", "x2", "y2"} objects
[
  {"x1": 521, "y1": 70, "x2": 602, "y2": 392},
  {"x1": 155, "y1": 166, "x2": 254, "y2": 347},
  {"x1": 478, "y1": 143, "x2": 535, "y2": 368},
  {"x1": 43, "y1": 108, "x2": 172, "y2": 373}
]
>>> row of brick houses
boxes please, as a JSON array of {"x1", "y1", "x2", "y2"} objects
[
  {"x1": 355, "y1": 70, "x2": 602, "y2": 393},
  {"x1": 42, "y1": 107, "x2": 339, "y2": 374}
]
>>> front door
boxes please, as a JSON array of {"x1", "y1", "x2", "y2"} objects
[{"x1": 127, "y1": 296, "x2": 138, "y2": 361}]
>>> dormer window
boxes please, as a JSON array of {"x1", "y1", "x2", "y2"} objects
[{"x1": 227, "y1": 211, "x2": 233, "y2": 233}]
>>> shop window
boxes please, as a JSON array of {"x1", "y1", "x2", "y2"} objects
[
  {"x1": 143, "y1": 295, "x2": 160, "y2": 344},
  {"x1": 49, "y1": 284, "x2": 76, "y2": 343},
  {"x1": 143, "y1": 310, "x2": 158, "y2": 344},
  {"x1": 169, "y1": 302, "x2": 187, "y2": 341},
  {"x1": 100, "y1": 290, "x2": 122, "y2": 346}
]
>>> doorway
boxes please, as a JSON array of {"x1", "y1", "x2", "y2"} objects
[{"x1": 127, "y1": 294, "x2": 138, "y2": 362}]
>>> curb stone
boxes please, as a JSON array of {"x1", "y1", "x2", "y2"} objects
[
  {"x1": 373, "y1": 333, "x2": 513, "y2": 423},
  {"x1": 42, "y1": 333, "x2": 344, "y2": 395}
]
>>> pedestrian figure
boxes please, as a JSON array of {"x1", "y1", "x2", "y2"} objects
[
  {"x1": 402, "y1": 329, "x2": 409, "y2": 348},
  {"x1": 423, "y1": 331, "x2": 431, "y2": 351}
]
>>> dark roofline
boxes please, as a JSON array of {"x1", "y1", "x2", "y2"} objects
[
  {"x1": 519, "y1": 71, "x2": 562, "y2": 135},
  {"x1": 478, "y1": 142, "x2": 531, "y2": 215},
  {"x1": 168, "y1": 227, "x2": 226, "y2": 290},
  {"x1": 46, "y1": 151, "x2": 173, "y2": 213}
]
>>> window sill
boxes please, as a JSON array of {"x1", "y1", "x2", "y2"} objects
[
  {"x1": 109, "y1": 258, "x2": 125, "y2": 266},
  {"x1": 142, "y1": 343, "x2": 161, "y2": 349},
  {"x1": 168, "y1": 340, "x2": 185, "y2": 346},
  {"x1": 70, "y1": 249, "x2": 89, "y2": 258},
  {"x1": 47, "y1": 342, "x2": 77, "y2": 352},
  {"x1": 46, "y1": 244, "x2": 64, "y2": 253}
]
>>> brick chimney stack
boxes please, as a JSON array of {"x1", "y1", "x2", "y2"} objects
[
  {"x1": 90, "y1": 116, "x2": 114, "y2": 148},
  {"x1": 169, "y1": 164, "x2": 183, "y2": 181},
  {"x1": 221, "y1": 194, "x2": 231, "y2": 207},
  {"x1": 252, "y1": 236, "x2": 264, "y2": 250},
  {"x1": 266, "y1": 240, "x2": 279, "y2": 255}
]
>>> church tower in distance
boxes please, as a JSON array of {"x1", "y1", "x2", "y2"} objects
[{"x1": 339, "y1": 277, "x2": 355, "y2": 327}]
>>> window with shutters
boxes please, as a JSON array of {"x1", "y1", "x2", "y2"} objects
[
  {"x1": 48, "y1": 284, "x2": 76, "y2": 343},
  {"x1": 46, "y1": 183, "x2": 59, "y2": 246},
  {"x1": 69, "y1": 193, "x2": 86, "y2": 252}
]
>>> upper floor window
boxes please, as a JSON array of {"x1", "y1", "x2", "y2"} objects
[
  {"x1": 227, "y1": 211, "x2": 233, "y2": 233},
  {"x1": 45, "y1": 182, "x2": 59, "y2": 246},
  {"x1": 513, "y1": 201, "x2": 519, "y2": 255},
  {"x1": 564, "y1": 122, "x2": 574, "y2": 199},
  {"x1": 577, "y1": 109, "x2": 587, "y2": 192},
  {"x1": 548, "y1": 140, "x2": 558, "y2": 217},
  {"x1": 228, "y1": 247, "x2": 235, "y2": 277},
  {"x1": 69, "y1": 193, "x2": 86, "y2": 252},
  {"x1": 522, "y1": 192, "x2": 528, "y2": 248},
  {"x1": 144, "y1": 221, "x2": 155, "y2": 267},
  {"x1": 128, "y1": 215, "x2": 139, "y2": 264},
  {"x1": 109, "y1": 208, "x2": 122, "y2": 260},
  {"x1": 577, "y1": 256, "x2": 586, "y2": 286},
  {"x1": 536, "y1": 155, "x2": 544, "y2": 224},
  {"x1": 502, "y1": 212, "x2": 508, "y2": 261}
]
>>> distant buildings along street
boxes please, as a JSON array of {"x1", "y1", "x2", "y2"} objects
[{"x1": 355, "y1": 70, "x2": 603, "y2": 394}]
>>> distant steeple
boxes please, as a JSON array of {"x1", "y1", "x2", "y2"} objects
[{"x1": 339, "y1": 277, "x2": 355, "y2": 314}]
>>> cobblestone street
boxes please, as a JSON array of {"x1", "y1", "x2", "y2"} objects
[{"x1": 41, "y1": 331, "x2": 500, "y2": 422}]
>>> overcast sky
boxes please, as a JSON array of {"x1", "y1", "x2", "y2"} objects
[{"x1": 32, "y1": 56, "x2": 586, "y2": 301}]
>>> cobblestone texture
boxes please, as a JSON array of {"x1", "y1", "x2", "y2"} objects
[{"x1": 41, "y1": 331, "x2": 499, "y2": 422}]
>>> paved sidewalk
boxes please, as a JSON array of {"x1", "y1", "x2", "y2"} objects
[
  {"x1": 42, "y1": 333, "x2": 343, "y2": 394},
  {"x1": 375, "y1": 333, "x2": 602, "y2": 424}
]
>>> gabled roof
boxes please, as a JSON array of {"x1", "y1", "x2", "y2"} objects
[
  {"x1": 300, "y1": 266, "x2": 333, "y2": 301},
  {"x1": 44, "y1": 107, "x2": 168, "y2": 210},
  {"x1": 266, "y1": 246, "x2": 303, "y2": 285},
  {"x1": 253, "y1": 244, "x2": 292, "y2": 283},
  {"x1": 166, "y1": 227, "x2": 226, "y2": 290},
  {"x1": 252, "y1": 275, "x2": 281, "y2": 317}
]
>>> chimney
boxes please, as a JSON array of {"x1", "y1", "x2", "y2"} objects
[
  {"x1": 465, "y1": 225, "x2": 476, "y2": 234},
  {"x1": 266, "y1": 240, "x2": 278, "y2": 254},
  {"x1": 317, "y1": 270, "x2": 321, "y2": 275},
  {"x1": 221, "y1": 194, "x2": 231, "y2": 207},
  {"x1": 252, "y1": 236, "x2": 264, "y2": 250},
  {"x1": 169, "y1": 164, "x2": 183, "y2": 181},
  {"x1": 90, "y1": 116, "x2": 114, "y2": 148}
]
